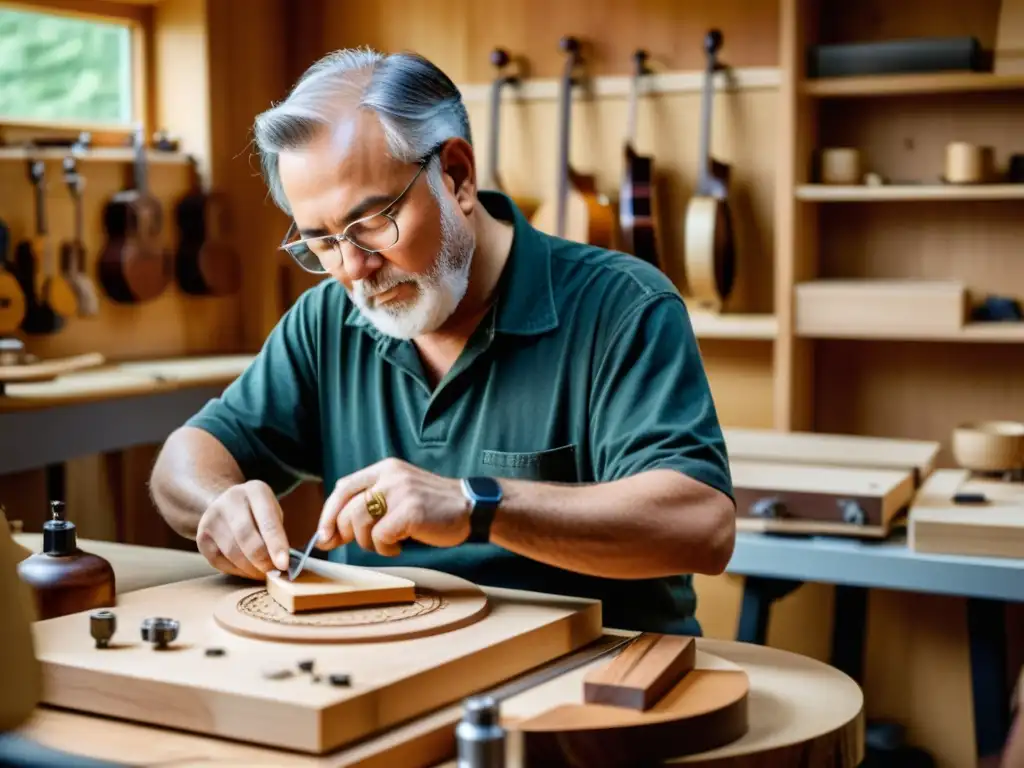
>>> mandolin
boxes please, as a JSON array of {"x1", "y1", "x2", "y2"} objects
[
  {"x1": 174, "y1": 156, "x2": 241, "y2": 296},
  {"x1": 59, "y1": 156, "x2": 101, "y2": 316},
  {"x1": 97, "y1": 128, "x2": 171, "y2": 303},
  {"x1": 532, "y1": 36, "x2": 615, "y2": 247},
  {"x1": 25, "y1": 160, "x2": 79, "y2": 323},
  {"x1": 0, "y1": 219, "x2": 27, "y2": 334},
  {"x1": 619, "y1": 49, "x2": 660, "y2": 268},
  {"x1": 683, "y1": 30, "x2": 736, "y2": 313}
]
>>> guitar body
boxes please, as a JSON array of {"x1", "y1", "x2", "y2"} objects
[
  {"x1": 174, "y1": 189, "x2": 241, "y2": 297},
  {"x1": 534, "y1": 172, "x2": 615, "y2": 247},
  {"x1": 0, "y1": 221, "x2": 26, "y2": 334},
  {"x1": 99, "y1": 190, "x2": 171, "y2": 303},
  {"x1": 684, "y1": 31, "x2": 736, "y2": 313},
  {"x1": 98, "y1": 131, "x2": 171, "y2": 304},
  {"x1": 37, "y1": 266, "x2": 80, "y2": 319}
]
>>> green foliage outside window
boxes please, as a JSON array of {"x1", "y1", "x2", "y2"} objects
[{"x1": 0, "y1": 6, "x2": 133, "y2": 124}]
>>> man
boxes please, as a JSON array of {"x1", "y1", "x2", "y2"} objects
[{"x1": 150, "y1": 48, "x2": 735, "y2": 635}]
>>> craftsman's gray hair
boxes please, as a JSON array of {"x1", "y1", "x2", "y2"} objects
[{"x1": 253, "y1": 47, "x2": 472, "y2": 214}]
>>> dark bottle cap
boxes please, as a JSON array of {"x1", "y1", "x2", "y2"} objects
[{"x1": 42, "y1": 500, "x2": 77, "y2": 556}]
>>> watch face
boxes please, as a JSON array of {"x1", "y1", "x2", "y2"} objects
[{"x1": 466, "y1": 476, "x2": 502, "y2": 503}]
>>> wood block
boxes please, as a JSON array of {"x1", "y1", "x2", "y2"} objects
[
  {"x1": 583, "y1": 633, "x2": 696, "y2": 711},
  {"x1": 795, "y1": 279, "x2": 969, "y2": 338},
  {"x1": 265, "y1": 558, "x2": 416, "y2": 613}
]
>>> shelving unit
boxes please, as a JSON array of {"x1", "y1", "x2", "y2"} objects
[
  {"x1": 776, "y1": 0, "x2": 1024, "y2": 460},
  {"x1": 796, "y1": 184, "x2": 1024, "y2": 201},
  {"x1": 803, "y1": 71, "x2": 1024, "y2": 97},
  {"x1": 0, "y1": 147, "x2": 191, "y2": 164},
  {"x1": 689, "y1": 312, "x2": 779, "y2": 340}
]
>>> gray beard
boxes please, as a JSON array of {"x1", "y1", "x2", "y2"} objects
[{"x1": 349, "y1": 193, "x2": 475, "y2": 340}]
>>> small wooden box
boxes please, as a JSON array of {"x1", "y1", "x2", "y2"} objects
[{"x1": 795, "y1": 280, "x2": 969, "y2": 338}]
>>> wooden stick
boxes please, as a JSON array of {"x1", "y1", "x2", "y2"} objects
[{"x1": 582, "y1": 633, "x2": 696, "y2": 711}]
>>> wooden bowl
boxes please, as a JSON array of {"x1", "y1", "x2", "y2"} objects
[{"x1": 952, "y1": 421, "x2": 1024, "y2": 472}]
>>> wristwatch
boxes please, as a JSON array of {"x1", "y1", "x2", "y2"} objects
[{"x1": 460, "y1": 477, "x2": 503, "y2": 543}]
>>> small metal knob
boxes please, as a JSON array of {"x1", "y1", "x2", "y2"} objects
[
  {"x1": 90, "y1": 610, "x2": 116, "y2": 649},
  {"x1": 141, "y1": 617, "x2": 179, "y2": 650},
  {"x1": 838, "y1": 499, "x2": 866, "y2": 526}
]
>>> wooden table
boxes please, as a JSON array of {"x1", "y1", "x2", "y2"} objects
[{"x1": 12, "y1": 538, "x2": 866, "y2": 767}]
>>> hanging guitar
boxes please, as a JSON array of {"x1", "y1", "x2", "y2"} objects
[
  {"x1": 98, "y1": 128, "x2": 172, "y2": 303},
  {"x1": 59, "y1": 156, "x2": 101, "y2": 316},
  {"x1": 0, "y1": 219, "x2": 27, "y2": 335},
  {"x1": 532, "y1": 36, "x2": 615, "y2": 247},
  {"x1": 619, "y1": 49, "x2": 660, "y2": 268},
  {"x1": 480, "y1": 49, "x2": 538, "y2": 219},
  {"x1": 17, "y1": 160, "x2": 79, "y2": 334},
  {"x1": 683, "y1": 29, "x2": 736, "y2": 313},
  {"x1": 175, "y1": 156, "x2": 241, "y2": 296}
]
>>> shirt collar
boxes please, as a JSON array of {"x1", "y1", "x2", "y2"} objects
[{"x1": 343, "y1": 190, "x2": 558, "y2": 337}]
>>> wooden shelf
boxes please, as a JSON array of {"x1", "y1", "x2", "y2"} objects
[
  {"x1": 803, "y1": 72, "x2": 1024, "y2": 98},
  {"x1": 689, "y1": 312, "x2": 778, "y2": 340},
  {"x1": 799, "y1": 322, "x2": 1024, "y2": 343},
  {"x1": 796, "y1": 184, "x2": 1024, "y2": 202},
  {"x1": 0, "y1": 147, "x2": 190, "y2": 165}
]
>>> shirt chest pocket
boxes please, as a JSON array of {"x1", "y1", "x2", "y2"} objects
[{"x1": 479, "y1": 444, "x2": 579, "y2": 483}]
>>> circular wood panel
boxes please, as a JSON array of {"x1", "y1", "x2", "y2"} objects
[
  {"x1": 512, "y1": 649, "x2": 750, "y2": 765},
  {"x1": 212, "y1": 566, "x2": 489, "y2": 644}
]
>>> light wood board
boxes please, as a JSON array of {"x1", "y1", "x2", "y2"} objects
[
  {"x1": 909, "y1": 469, "x2": 1024, "y2": 558},
  {"x1": 265, "y1": 558, "x2": 417, "y2": 613},
  {"x1": 723, "y1": 427, "x2": 940, "y2": 482},
  {"x1": 17, "y1": 635, "x2": 865, "y2": 768},
  {"x1": 31, "y1": 569, "x2": 602, "y2": 755},
  {"x1": 216, "y1": 567, "x2": 488, "y2": 643},
  {"x1": 732, "y1": 459, "x2": 917, "y2": 538}
]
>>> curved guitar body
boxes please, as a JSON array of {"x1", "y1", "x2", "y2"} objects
[
  {"x1": 98, "y1": 131, "x2": 171, "y2": 304},
  {"x1": 0, "y1": 221, "x2": 26, "y2": 334},
  {"x1": 99, "y1": 191, "x2": 171, "y2": 304},
  {"x1": 684, "y1": 196, "x2": 735, "y2": 311},
  {"x1": 533, "y1": 174, "x2": 615, "y2": 248},
  {"x1": 174, "y1": 189, "x2": 241, "y2": 297},
  {"x1": 684, "y1": 31, "x2": 736, "y2": 313}
]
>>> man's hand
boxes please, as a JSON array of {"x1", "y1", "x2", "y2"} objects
[
  {"x1": 196, "y1": 480, "x2": 290, "y2": 579},
  {"x1": 317, "y1": 458, "x2": 469, "y2": 556}
]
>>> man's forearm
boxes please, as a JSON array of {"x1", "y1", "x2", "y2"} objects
[
  {"x1": 489, "y1": 469, "x2": 735, "y2": 580},
  {"x1": 150, "y1": 427, "x2": 245, "y2": 539}
]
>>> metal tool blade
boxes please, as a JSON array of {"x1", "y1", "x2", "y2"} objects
[
  {"x1": 476, "y1": 633, "x2": 639, "y2": 705},
  {"x1": 287, "y1": 532, "x2": 319, "y2": 581}
]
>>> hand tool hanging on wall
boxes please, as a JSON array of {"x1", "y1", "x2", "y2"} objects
[{"x1": 59, "y1": 155, "x2": 101, "y2": 316}]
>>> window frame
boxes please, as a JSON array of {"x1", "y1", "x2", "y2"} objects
[{"x1": 0, "y1": 0, "x2": 151, "y2": 144}]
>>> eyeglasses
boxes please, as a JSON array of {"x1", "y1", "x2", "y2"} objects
[{"x1": 278, "y1": 158, "x2": 431, "y2": 274}]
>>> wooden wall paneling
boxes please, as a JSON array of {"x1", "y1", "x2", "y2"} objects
[
  {"x1": 697, "y1": 340, "x2": 776, "y2": 429},
  {"x1": 203, "y1": 0, "x2": 293, "y2": 347},
  {"x1": 815, "y1": 340, "x2": 1024, "y2": 467},
  {"x1": 320, "y1": 0, "x2": 779, "y2": 82},
  {"x1": 0, "y1": 156, "x2": 245, "y2": 361}
]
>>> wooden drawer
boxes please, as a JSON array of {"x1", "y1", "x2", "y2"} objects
[{"x1": 795, "y1": 279, "x2": 969, "y2": 338}]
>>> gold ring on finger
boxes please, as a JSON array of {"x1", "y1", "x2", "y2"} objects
[{"x1": 365, "y1": 489, "x2": 388, "y2": 521}]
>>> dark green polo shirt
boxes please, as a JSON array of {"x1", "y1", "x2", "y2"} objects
[{"x1": 186, "y1": 191, "x2": 732, "y2": 635}]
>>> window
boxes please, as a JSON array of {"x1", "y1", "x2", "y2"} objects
[{"x1": 0, "y1": 5, "x2": 135, "y2": 125}]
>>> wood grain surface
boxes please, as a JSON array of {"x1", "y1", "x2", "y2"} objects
[
  {"x1": 583, "y1": 633, "x2": 696, "y2": 710},
  {"x1": 31, "y1": 570, "x2": 602, "y2": 754}
]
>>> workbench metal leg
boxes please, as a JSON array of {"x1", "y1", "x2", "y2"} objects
[
  {"x1": 830, "y1": 584, "x2": 868, "y2": 683},
  {"x1": 735, "y1": 576, "x2": 803, "y2": 645},
  {"x1": 967, "y1": 597, "x2": 1009, "y2": 759}
]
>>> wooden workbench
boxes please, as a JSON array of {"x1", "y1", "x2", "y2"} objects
[{"x1": 12, "y1": 536, "x2": 865, "y2": 767}]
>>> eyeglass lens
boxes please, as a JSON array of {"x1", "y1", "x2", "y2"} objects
[{"x1": 284, "y1": 214, "x2": 400, "y2": 273}]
